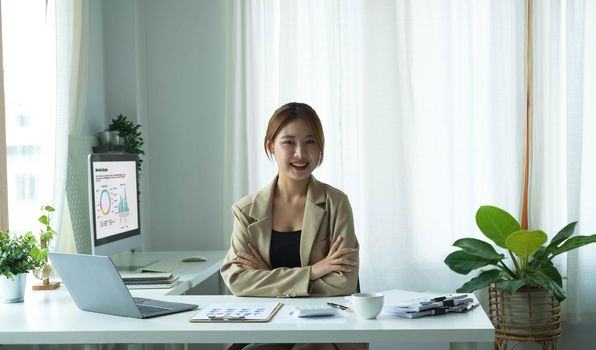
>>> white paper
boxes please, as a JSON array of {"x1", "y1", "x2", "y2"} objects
[{"x1": 190, "y1": 302, "x2": 280, "y2": 321}]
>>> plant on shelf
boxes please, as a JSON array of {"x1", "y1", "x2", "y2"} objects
[
  {"x1": 32, "y1": 205, "x2": 60, "y2": 290},
  {"x1": 108, "y1": 114, "x2": 144, "y2": 174},
  {"x1": 444, "y1": 205, "x2": 596, "y2": 302}
]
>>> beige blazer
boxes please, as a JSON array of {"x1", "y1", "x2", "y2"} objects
[{"x1": 220, "y1": 176, "x2": 360, "y2": 297}]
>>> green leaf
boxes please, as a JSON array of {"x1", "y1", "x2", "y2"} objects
[
  {"x1": 548, "y1": 222, "x2": 577, "y2": 250},
  {"x1": 526, "y1": 269, "x2": 567, "y2": 302},
  {"x1": 453, "y1": 238, "x2": 505, "y2": 260},
  {"x1": 499, "y1": 278, "x2": 531, "y2": 295},
  {"x1": 38, "y1": 215, "x2": 49, "y2": 225},
  {"x1": 476, "y1": 206, "x2": 520, "y2": 248},
  {"x1": 538, "y1": 264, "x2": 563, "y2": 287},
  {"x1": 551, "y1": 234, "x2": 596, "y2": 257},
  {"x1": 528, "y1": 246, "x2": 549, "y2": 270},
  {"x1": 505, "y1": 230, "x2": 547, "y2": 260},
  {"x1": 40, "y1": 230, "x2": 55, "y2": 240},
  {"x1": 456, "y1": 269, "x2": 502, "y2": 293},
  {"x1": 44, "y1": 205, "x2": 55, "y2": 212},
  {"x1": 444, "y1": 251, "x2": 500, "y2": 275}
]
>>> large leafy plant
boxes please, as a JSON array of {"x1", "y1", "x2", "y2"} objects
[{"x1": 444, "y1": 205, "x2": 596, "y2": 302}]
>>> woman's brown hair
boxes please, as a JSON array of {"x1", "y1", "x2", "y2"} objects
[{"x1": 264, "y1": 102, "x2": 325, "y2": 165}]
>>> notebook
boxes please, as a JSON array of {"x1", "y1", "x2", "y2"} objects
[
  {"x1": 120, "y1": 271, "x2": 179, "y2": 289},
  {"x1": 120, "y1": 272, "x2": 173, "y2": 280},
  {"x1": 49, "y1": 252, "x2": 197, "y2": 318}
]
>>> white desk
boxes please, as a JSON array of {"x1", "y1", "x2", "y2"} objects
[{"x1": 1, "y1": 286, "x2": 494, "y2": 346}]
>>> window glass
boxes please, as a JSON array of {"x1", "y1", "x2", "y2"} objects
[{"x1": 1, "y1": 0, "x2": 56, "y2": 234}]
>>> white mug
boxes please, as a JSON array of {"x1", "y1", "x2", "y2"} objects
[{"x1": 351, "y1": 292, "x2": 384, "y2": 319}]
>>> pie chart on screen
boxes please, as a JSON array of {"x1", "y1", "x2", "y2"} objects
[{"x1": 99, "y1": 189, "x2": 111, "y2": 215}]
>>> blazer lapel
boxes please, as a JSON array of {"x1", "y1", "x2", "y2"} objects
[
  {"x1": 300, "y1": 176, "x2": 327, "y2": 266},
  {"x1": 247, "y1": 178, "x2": 276, "y2": 266}
]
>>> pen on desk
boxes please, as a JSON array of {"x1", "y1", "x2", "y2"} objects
[{"x1": 327, "y1": 302, "x2": 352, "y2": 312}]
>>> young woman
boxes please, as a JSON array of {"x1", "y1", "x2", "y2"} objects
[{"x1": 220, "y1": 102, "x2": 365, "y2": 350}]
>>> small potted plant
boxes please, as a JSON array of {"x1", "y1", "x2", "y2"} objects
[
  {"x1": 0, "y1": 231, "x2": 46, "y2": 303},
  {"x1": 108, "y1": 114, "x2": 144, "y2": 174},
  {"x1": 32, "y1": 205, "x2": 60, "y2": 290}
]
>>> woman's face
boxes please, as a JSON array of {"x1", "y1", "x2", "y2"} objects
[{"x1": 269, "y1": 119, "x2": 321, "y2": 183}]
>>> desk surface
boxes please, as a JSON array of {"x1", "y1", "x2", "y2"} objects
[
  {"x1": 109, "y1": 250, "x2": 227, "y2": 295},
  {"x1": 1, "y1": 285, "x2": 494, "y2": 345}
]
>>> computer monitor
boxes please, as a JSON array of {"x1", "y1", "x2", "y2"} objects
[{"x1": 88, "y1": 153, "x2": 142, "y2": 258}]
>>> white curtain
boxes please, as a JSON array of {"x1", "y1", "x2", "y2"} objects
[
  {"x1": 226, "y1": 0, "x2": 596, "y2": 323},
  {"x1": 0, "y1": 5, "x2": 8, "y2": 230},
  {"x1": 225, "y1": 0, "x2": 526, "y2": 294},
  {"x1": 54, "y1": 0, "x2": 87, "y2": 252},
  {"x1": 530, "y1": 0, "x2": 596, "y2": 323},
  {"x1": 564, "y1": 0, "x2": 596, "y2": 323}
]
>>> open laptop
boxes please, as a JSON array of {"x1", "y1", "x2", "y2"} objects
[{"x1": 49, "y1": 252, "x2": 198, "y2": 318}]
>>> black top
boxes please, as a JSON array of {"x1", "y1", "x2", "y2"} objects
[{"x1": 270, "y1": 230, "x2": 302, "y2": 269}]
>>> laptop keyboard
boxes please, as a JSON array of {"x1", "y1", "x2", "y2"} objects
[{"x1": 137, "y1": 304, "x2": 172, "y2": 315}]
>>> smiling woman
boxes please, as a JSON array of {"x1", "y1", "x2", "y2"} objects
[
  {"x1": 221, "y1": 103, "x2": 360, "y2": 298},
  {"x1": 221, "y1": 102, "x2": 365, "y2": 350}
]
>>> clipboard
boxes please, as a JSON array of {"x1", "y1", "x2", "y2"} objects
[{"x1": 189, "y1": 302, "x2": 283, "y2": 323}]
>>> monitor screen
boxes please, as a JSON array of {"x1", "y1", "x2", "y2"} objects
[{"x1": 88, "y1": 153, "x2": 140, "y2": 257}]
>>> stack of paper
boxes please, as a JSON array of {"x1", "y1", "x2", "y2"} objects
[
  {"x1": 385, "y1": 293, "x2": 479, "y2": 319},
  {"x1": 120, "y1": 272, "x2": 179, "y2": 289}
]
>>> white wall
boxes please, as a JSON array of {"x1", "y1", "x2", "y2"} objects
[
  {"x1": 82, "y1": 0, "x2": 106, "y2": 135},
  {"x1": 85, "y1": 0, "x2": 227, "y2": 251},
  {"x1": 102, "y1": 0, "x2": 139, "y2": 122},
  {"x1": 142, "y1": 0, "x2": 226, "y2": 250}
]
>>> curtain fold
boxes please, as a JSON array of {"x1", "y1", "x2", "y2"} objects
[
  {"x1": 564, "y1": 0, "x2": 596, "y2": 323},
  {"x1": 0, "y1": 5, "x2": 8, "y2": 231},
  {"x1": 356, "y1": 1, "x2": 526, "y2": 293},
  {"x1": 55, "y1": 0, "x2": 87, "y2": 252},
  {"x1": 530, "y1": 0, "x2": 596, "y2": 323}
]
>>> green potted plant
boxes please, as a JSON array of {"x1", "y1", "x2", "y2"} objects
[
  {"x1": 445, "y1": 205, "x2": 596, "y2": 347},
  {"x1": 445, "y1": 205, "x2": 596, "y2": 301},
  {"x1": 0, "y1": 231, "x2": 46, "y2": 302},
  {"x1": 108, "y1": 114, "x2": 144, "y2": 174}
]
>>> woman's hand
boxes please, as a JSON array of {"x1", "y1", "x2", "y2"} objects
[
  {"x1": 310, "y1": 236, "x2": 357, "y2": 280},
  {"x1": 235, "y1": 243, "x2": 271, "y2": 270}
]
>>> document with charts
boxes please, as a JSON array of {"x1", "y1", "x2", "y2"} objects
[{"x1": 190, "y1": 302, "x2": 283, "y2": 323}]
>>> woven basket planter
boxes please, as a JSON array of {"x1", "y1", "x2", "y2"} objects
[{"x1": 488, "y1": 283, "x2": 561, "y2": 349}]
